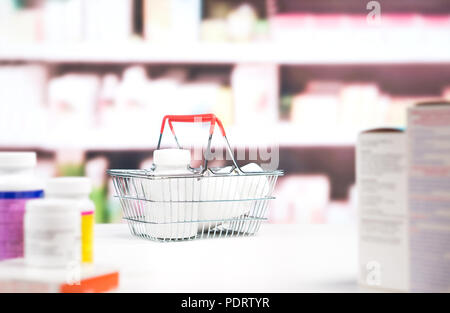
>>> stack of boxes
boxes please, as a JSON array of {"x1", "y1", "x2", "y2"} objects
[{"x1": 357, "y1": 101, "x2": 450, "y2": 292}]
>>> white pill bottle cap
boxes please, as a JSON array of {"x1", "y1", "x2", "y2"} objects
[
  {"x1": 0, "y1": 152, "x2": 42, "y2": 191},
  {"x1": 0, "y1": 152, "x2": 37, "y2": 170},
  {"x1": 153, "y1": 149, "x2": 191, "y2": 167}
]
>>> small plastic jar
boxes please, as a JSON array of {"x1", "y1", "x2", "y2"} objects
[
  {"x1": 45, "y1": 177, "x2": 95, "y2": 263},
  {"x1": 24, "y1": 199, "x2": 80, "y2": 268},
  {"x1": 0, "y1": 152, "x2": 43, "y2": 261}
]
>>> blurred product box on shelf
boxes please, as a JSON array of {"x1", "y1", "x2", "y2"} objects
[
  {"x1": 270, "y1": 13, "x2": 321, "y2": 44},
  {"x1": 269, "y1": 175, "x2": 330, "y2": 224},
  {"x1": 144, "y1": 0, "x2": 201, "y2": 43},
  {"x1": 213, "y1": 86, "x2": 233, "y2": 126},
  {"x1": 98, "y1": 73, "x2": 121, "y2": 128},
  {"x1": 291, "y1": 81, "x2": 341, "y2": 135},
  {"x1": 0, "y1": 258, "x2": 118, "y2": 293},
  {"x1": 357, "y1": 128, "x2": 408, "y2": 292},
  {"x1": 0, "y1": 64, "x2": 234, "y2": 149},
  {"x1": 84, "y1": 0, "x2": 133, "y2": 43},
  {"x1": 0, "y1": 65, "x2": 48, "y2": 146},
  {"x1": 271, "y1": 13, "x2": 366, "y2": 45},
  {"x1": 200, "y1": 0, "x2": 229, "y2": 42},
  {"x1": 287, "y1": 80, "x2": 445, "y2": 138},
  {"x1": 408, "y1": 101, "x2": 450, "y2": 293},
  {"x1": 0, "y1": 0, "x2": 271, "y2": 45},
  {"x1": 48, "y1": 73, "x2": 100, "y2": 134},
  {"x1": 270, "y1": 13, "x2": 450, "y2": 49},
  {"x1": 113, "y1": 66, "x2": 155, "y2": 133},
  {"x1": 42, "y1": 0, "x2": 80, "y2": 43},
  {"x1": 55, "y1": 150, "x2": 85, "y2": 177},
  {"x1": 339, "y1": 84, "x2": 386, "y2": 132},
  {"x1": 0, "y1": 64, "x2": 448, "y2": 149},
  {"x1": 0, "y1": 0, "x2": 134, "y2": 44},
  {"x1": 225, "y1": 3, "x2": 258, "y2": 42},
  {"x1": 1, "y1": 2, "x2": 449, "y2": 48},
  {"x1": 232, "y1": 64, "x2": 278, "y2": 127},
  {"x1": 0, "y1": 1, "x2": 40, "y2": 44},
  {"x1": 187, "y1": 72, "x2": 233, "y2": 124},
  {"x1": 200, "y1": 2, "x2": 267, "y2": 43},
  {"x1": 39, "y1": 0, "x2": 134, "y2": 44},
  {"x1": 200, "y1": 19, "x2": 228, "y2": 42},
  {"x1": 176, "y1": 81, "x2": 221, "y2": 115}
]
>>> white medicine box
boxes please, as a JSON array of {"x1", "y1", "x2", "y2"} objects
[{"x1": 357, "y1": 128, "x2": 409, "y2": 291}]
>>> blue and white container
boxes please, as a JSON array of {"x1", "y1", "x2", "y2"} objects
[{"x1": 0, "y1": 152, "x2": 43, "y2": 261}]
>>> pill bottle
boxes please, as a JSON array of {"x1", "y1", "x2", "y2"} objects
[
  {"x1": 45, "y1": 177, "x2": 94, "y2": 263},
  {"x1": 24, "y1": 199, "x2": 81, "y2": 268},
  {"x1": 25, "y1": 199, "x2": 80, "y2": 268},
  {"x1": 146, "y1": 149, "x2": 198, "y2": 239},
  {"x1": 0, "y1": 152, "x2": 43, "y2": 261}
]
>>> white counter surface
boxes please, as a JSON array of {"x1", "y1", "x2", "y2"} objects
[{"x1": 94, "y1": 223, "x2": 366, "y2": 293}]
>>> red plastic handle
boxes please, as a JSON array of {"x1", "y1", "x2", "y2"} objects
[{"x1": 160, "y1": 114, "x2": 226, "y2": 137}]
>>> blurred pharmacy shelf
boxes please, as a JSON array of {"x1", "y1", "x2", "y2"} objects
[
  {"x1": 1, "y1": 41, "x2": 449, "y2": 64},
  {"x1": 0, "y1": 123, "x2": 356, "y2": 151}
]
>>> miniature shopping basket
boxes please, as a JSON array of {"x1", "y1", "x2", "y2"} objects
[{"x1": 107, "y1": 114, "x2": 283, "y2": 242}]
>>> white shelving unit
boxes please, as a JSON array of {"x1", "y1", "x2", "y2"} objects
[
  {"x1": 0, "y1": 38, "x2": 447, "y2": 151},
  {"x1": 1, "y1": 41, "x2": 449, "y2": 64},
  {"x1": 0, "y1": 123, "x2": 357, "y2": 150}
]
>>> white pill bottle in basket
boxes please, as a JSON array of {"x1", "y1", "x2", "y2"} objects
[
  {"x1": 198, "y1": 163, "x2": 269, "y2": 233},
  {"x1": 146, "y1": 149, "x2": 198, "y2": 239}
]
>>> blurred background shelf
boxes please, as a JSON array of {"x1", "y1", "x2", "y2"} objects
[
  {"x1": 1, "y1": 0, "x2": 449, "y2": 225},
  {"x1": 2, "y1": 42, "x2": 449, "y2": 64},
  {"x1": 0, "y1": 123, "x2": 357, "y2": 150}
]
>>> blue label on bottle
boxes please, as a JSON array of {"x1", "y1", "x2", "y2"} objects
[{"x1": 0, "y1": 190, "x2": 44, "y2": 199}]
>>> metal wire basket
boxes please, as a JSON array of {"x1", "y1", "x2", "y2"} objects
[{"x1": 108, "y1": 114, "x2": 283, "y2": 242}]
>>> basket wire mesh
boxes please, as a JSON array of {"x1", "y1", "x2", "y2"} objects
[{"x1": 108, "y1": 114, "x2": 283, "y2": 242}]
